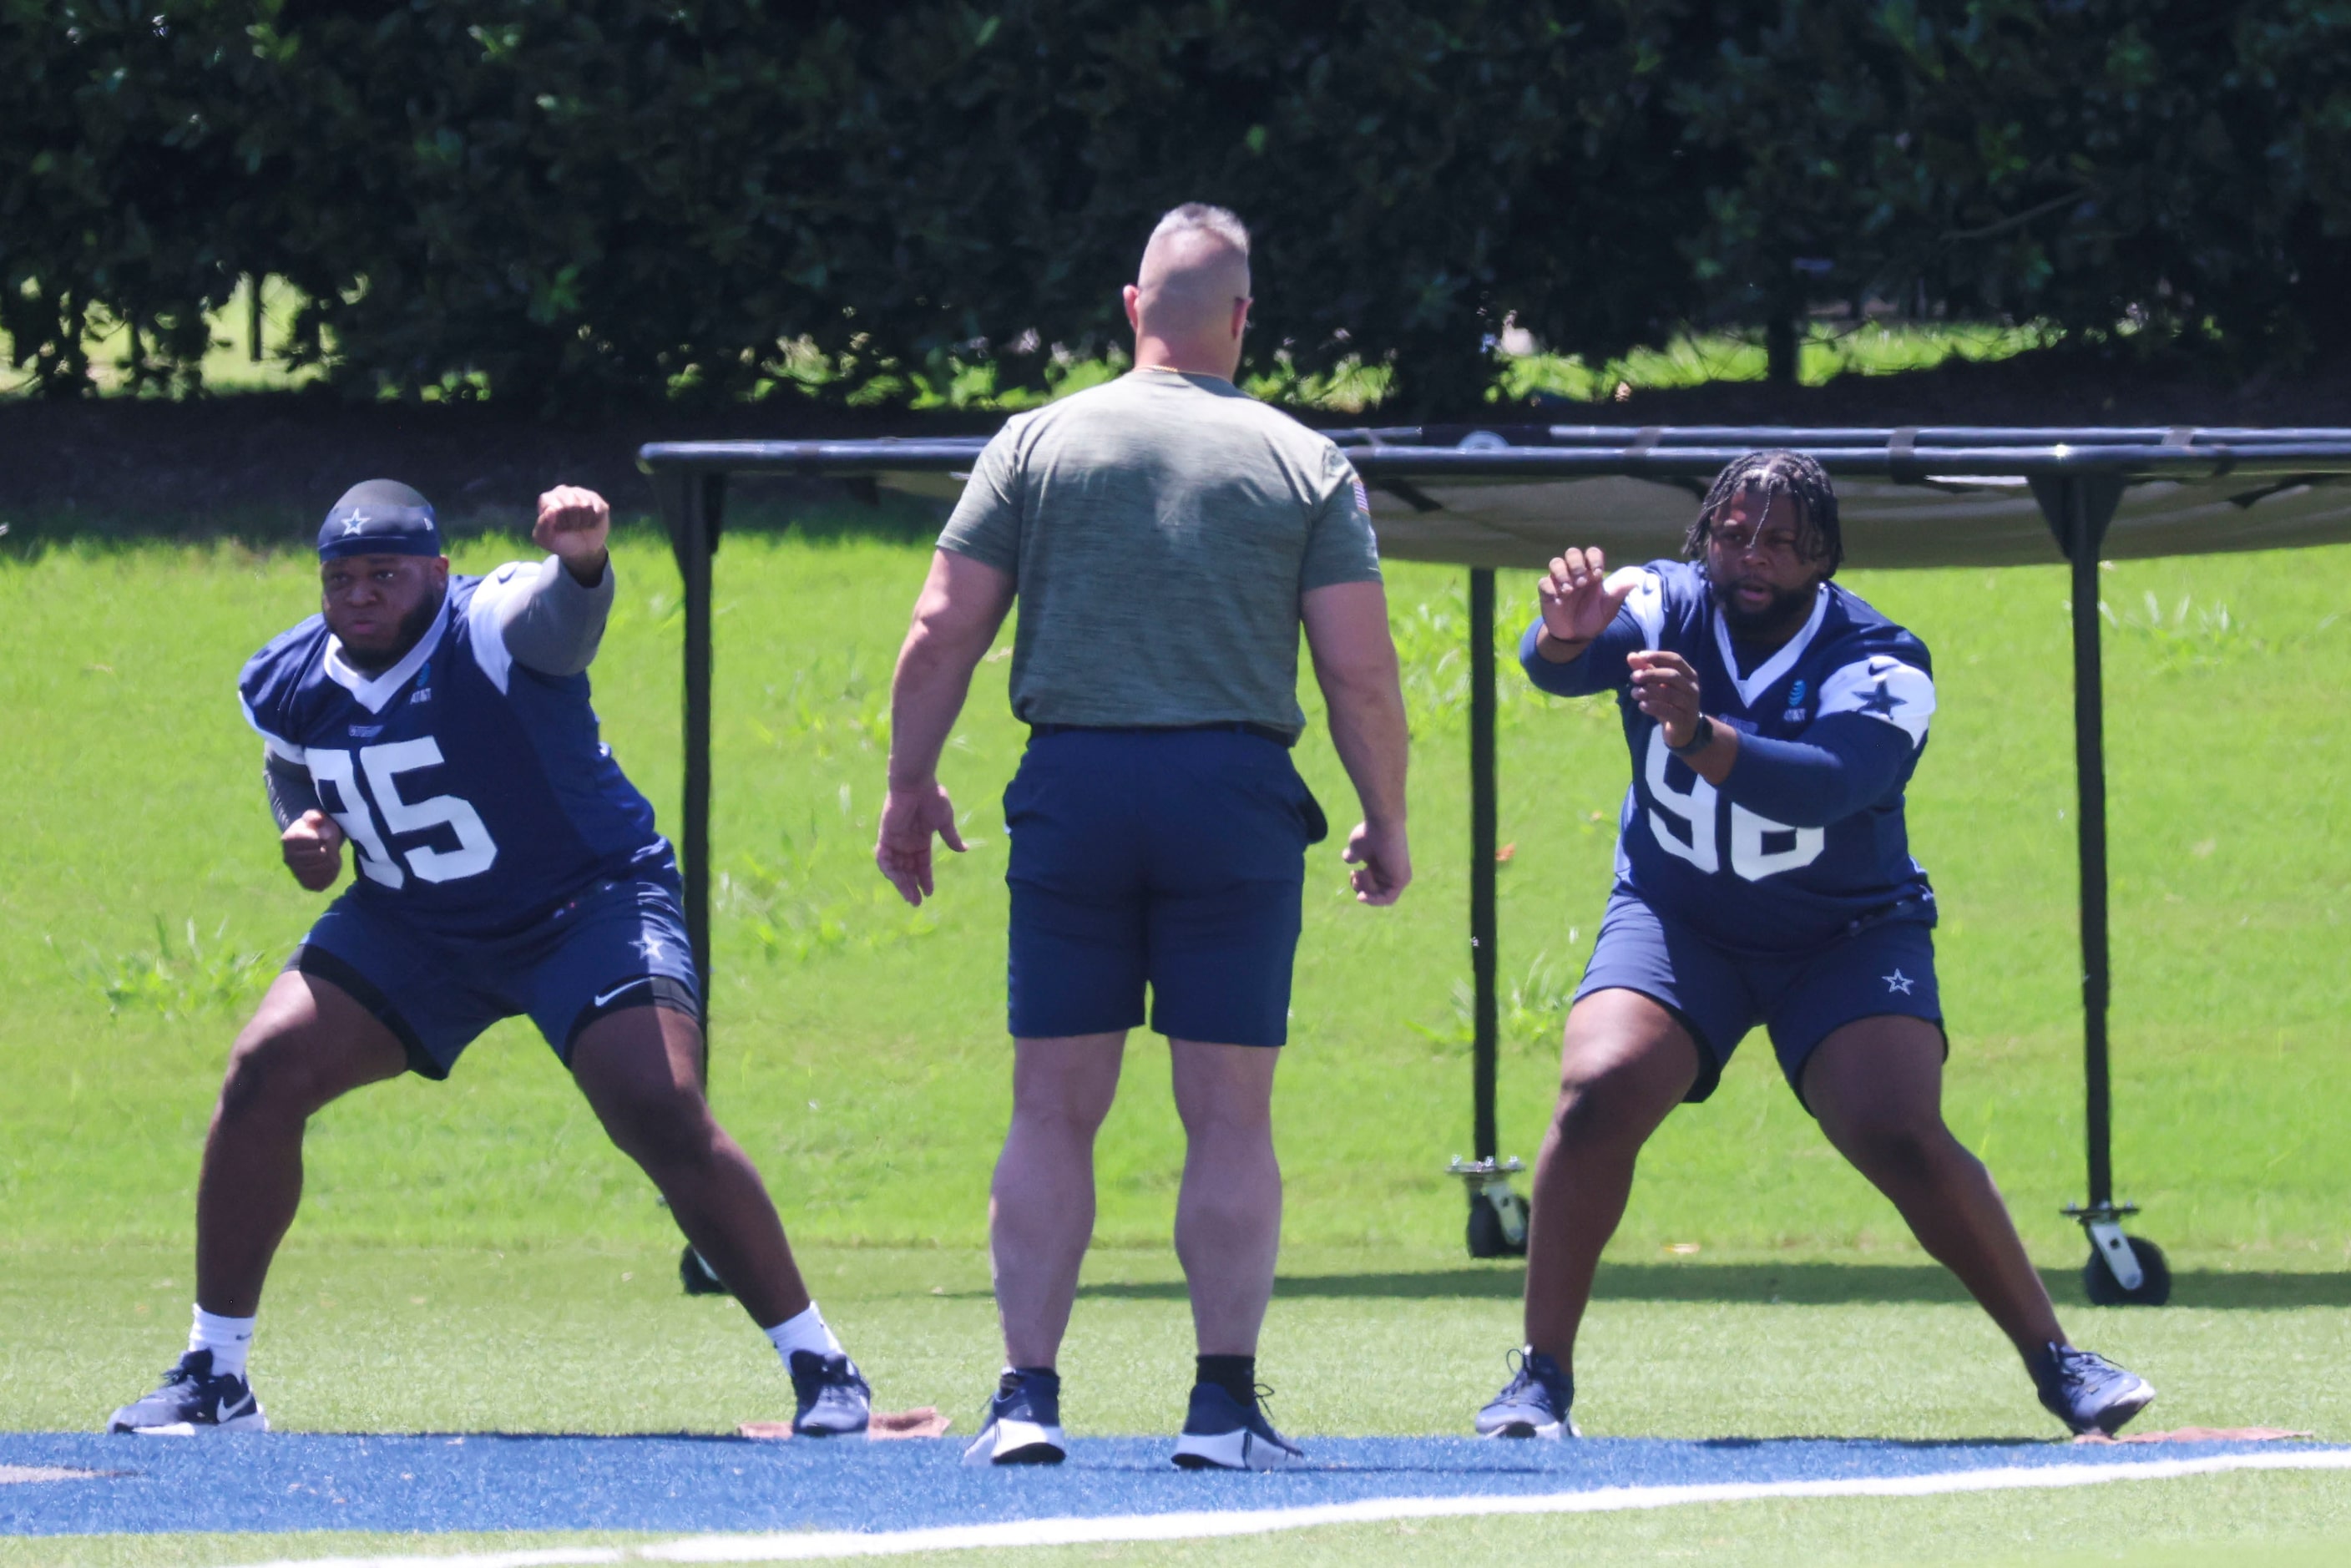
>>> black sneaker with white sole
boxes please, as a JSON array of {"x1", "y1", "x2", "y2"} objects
[
  {"x1": 787, "y1": 1349, "x2": 872, "y2": 1436},
  {"x1": 963, "y1": 1368, "x2": 1067, "y2": 1466},
  {"x1": 107, "y1": 1350, "x2": 267, "y2": 1435},
  {"x1": 1171, "y1": 1382, "x2": 1303, "y2": 1470}
]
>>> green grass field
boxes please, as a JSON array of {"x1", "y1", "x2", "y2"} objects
[{"x1": 3, "y1": 520, "x2": 2347, "y2": 1565}]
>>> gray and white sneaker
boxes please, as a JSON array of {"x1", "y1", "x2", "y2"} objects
[
  {"x1": 963, "y1": 1368, "x2": 1066, "y2": 1465},
  {"x1": 2034, "y1": 1343, "x2": 2156, "y2": 1436},
  {"x1": 786, "y1": 1350, "x2": 872, "y2": 1436},
  {"x1": 107, "y1": 1350, "x2": 267, "y2": 1435},
  {"x1": 1475, "y1": 1347, "x2": 1577, "y2": 1439}
]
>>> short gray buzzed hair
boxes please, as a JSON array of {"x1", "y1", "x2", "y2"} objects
[{"x1": 1149, "y1": 203, "x2": 1251, "y2": 256}]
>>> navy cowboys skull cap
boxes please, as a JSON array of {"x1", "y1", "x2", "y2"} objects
[{"x1": 317, "y1": 479, "x2": 442, "y2": 560}]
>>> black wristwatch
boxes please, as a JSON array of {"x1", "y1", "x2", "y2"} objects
[{"x1": 1668, "y1": 716, "x2": 1716, "y2": 757}]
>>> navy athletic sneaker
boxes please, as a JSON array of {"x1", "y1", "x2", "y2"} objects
[
  {"x1": 106, "y1": 1350, "x2": 267, "y2": 1435},
  {"x1": 1476, "y1": 1348, "x2": 1576, "y2": 1439},
  {"x1": 963, "y1": 1368, "x2": 1067, "y2": 1466},
  {"x1": 2033, "y1": 1343, "x2": 2156, "y2": 1436},
  {"x1": 786, "y1": 1350, "x2": 872, "y2": 1436},
  {"x1": 1171, "y1": 1382, "x2": 1303, "y2": 1469}
]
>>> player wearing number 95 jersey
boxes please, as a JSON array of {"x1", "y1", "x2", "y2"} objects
[
  {"x1": 1471, "y1": 451, "x2": 2154, "y2": 1445},
  {"x1": 107, "y1": 480, "x2": 874, "y2": 1441}
]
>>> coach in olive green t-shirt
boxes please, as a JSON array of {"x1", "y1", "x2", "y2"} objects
[
  {"x1": 936, "y1": 362, "x2": 1383, "y2": 735},
  {"x1": 875, "y1": 204, "x2": 1412, "y2": 1471}
]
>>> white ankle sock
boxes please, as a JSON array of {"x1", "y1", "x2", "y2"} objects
[
  {"x1": 189, "y1": 1306, "x2": 255, "y2": 1378},
  {"x1": 763, "y1": 1302, "x2": 843, "y2": 1363}
]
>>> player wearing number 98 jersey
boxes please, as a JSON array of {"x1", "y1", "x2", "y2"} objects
[
  {"x1": 1533, "y1": 552, "x2": 1937, "y2": 964},
  {"x1": 106, "y1": 479, "x2": 876, "y2": 1442},
  {"x1": 1547, "y1": 553, "x2": 1937, "y2": 962},
  {"x1": 1469, "y1": 451, "x2": 2154, "y2": 1447}
]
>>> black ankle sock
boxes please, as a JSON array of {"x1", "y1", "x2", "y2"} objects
[
  {"x1": 1196, "y1": 1354, "x2": 1256, "y2": 1406},
  {"x1": 1004, "y1": 1365, "x2": 1060, "y2": 1398}
]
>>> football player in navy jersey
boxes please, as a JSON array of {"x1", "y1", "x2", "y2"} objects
[
  {"x1": 1474, "y1": 452, "x2": 2154, "y2": 1441},
  {"x1": 109, "y1": 480, "x2": 872, "y2": 1438}
]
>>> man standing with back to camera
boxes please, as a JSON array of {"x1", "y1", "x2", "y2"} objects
[
  {"x1": 1473, "y1": 450, "x2": 2156, "y2": 1441},
  {"x1": 877, "y1": 204, "x2": 1413, "y2": 1469}
]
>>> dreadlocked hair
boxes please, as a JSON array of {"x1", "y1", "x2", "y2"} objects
[{"x1": 1682, "y1": 449, "x2": 1843, "y2": 576}]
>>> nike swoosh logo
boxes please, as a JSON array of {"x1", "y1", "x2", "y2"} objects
[
  {"x1": 216, "y1": 1393, "x2": 255, "y2": 1421},
  {"x1": 593, "y1": 980, "x2": 650, "y2": 1009}
]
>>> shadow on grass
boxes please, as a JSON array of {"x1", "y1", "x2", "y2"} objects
[{"x1": 1073, "y1": 1262, "x2": 2351, "y2": 1310}]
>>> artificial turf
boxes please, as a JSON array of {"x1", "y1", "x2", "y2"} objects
[
  {"x1": 5, "y1": 1473, "x2": 2350, "y2": 1568},
  {"x1": 2, "y1": 520, "x2": 2346, "y2": 1564}
]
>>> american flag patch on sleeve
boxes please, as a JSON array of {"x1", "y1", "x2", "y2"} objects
[{"x1": 1350, "y1": 473, "x2": 1371, "y2": 517}]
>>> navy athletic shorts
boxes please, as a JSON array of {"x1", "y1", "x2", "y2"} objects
[
  {"x1": 290, "y1": 874, "x2": 701, "y2": 1080},
  {"x1": 1575, "y1": 888, "x2": 1943, "y2": 1108},
  {"x1": 1004, "y1": 726, "x2": 1329, "y2": 1047}
]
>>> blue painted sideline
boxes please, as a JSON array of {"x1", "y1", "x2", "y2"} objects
[{"x1": 4, "y1": 1434, "x2": 2339, "y2": 1539}]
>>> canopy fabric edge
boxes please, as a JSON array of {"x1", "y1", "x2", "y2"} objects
[{"x1": 637, "y1": 429, "x2": 2351, "y2": 570}]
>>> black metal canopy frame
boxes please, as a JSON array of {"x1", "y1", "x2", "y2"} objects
[{"x1": 642, "y1": 426, "x2": 2351, "y2": 1304}]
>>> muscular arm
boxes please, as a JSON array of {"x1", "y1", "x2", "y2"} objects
[
  {"x1": 1715, "y1": 716, "x2": 1916, "y2": 827},
  {"x1": 1302, "y1": 579, "x2": 1411, "y2": 904},
  {"x1": 497, "y1": 554, "x2": 615, "y2": 676},
  {"x1": 887, "y1": 549, "x2": 1017, "y2": 792},
  {"x1": 875, "y1": 549, "x2": 1017, "y2": 905}
]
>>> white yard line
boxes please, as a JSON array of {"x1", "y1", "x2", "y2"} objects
[
  {"x1": 0, "y1": 1466, "x2": 105, "y2": 1485},
  {"x1": 236, "y1": 1449, "x2": 2351, "y2": 1568}
]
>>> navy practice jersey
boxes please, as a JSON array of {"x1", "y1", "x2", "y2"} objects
[
  {"x1": 239, "y1": 567, "x2": 671, "y2": 939},
  {"x1": 1524, "y1": 559, "x2": 1938, "y2": 956}
]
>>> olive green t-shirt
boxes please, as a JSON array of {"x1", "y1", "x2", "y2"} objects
[{"x1": 936, "y1": 368, "x2": 1382, "y2": 736}]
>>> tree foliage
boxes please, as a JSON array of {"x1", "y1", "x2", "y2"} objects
[{"x1": 1, "y1": 1, "x2": 2343, "y2": 409}]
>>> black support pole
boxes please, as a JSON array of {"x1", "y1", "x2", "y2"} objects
[
  {"x1": 1469, "y1": 567, "x2": 1499, "y2": 1163},
  {"x1": 2065, "y1": 478, "x2": 2114, "y2": 1211},
  {"x1": 676, "y1": 474, "x2": 724, "y2": 1023},
  {"x1": 2034, "y1": 468, "x2": 2162, "y2": 1302},
  {"x1": 658, "y1": 468, "x2": 734, "y2": 1297}
]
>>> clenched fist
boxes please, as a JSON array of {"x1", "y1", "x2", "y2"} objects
[
  {"x1": 535, "y1": 485, "x2": 611, "y2": 585},
  {"x1": 281, "y1": 809, "x2": 346, "y2": 893}
]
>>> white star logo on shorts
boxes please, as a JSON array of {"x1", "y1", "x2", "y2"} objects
[
  {"x1": 634, "y1": 935, "x2": 668, "y2": 964},
  {"x1": 1883, "y1": 969, "x2": 1915, "y2": 995}
]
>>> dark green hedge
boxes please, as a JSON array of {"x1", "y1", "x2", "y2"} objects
[{"x1": 3, "y1": 2, "x2": 2344, "y2": 411}]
